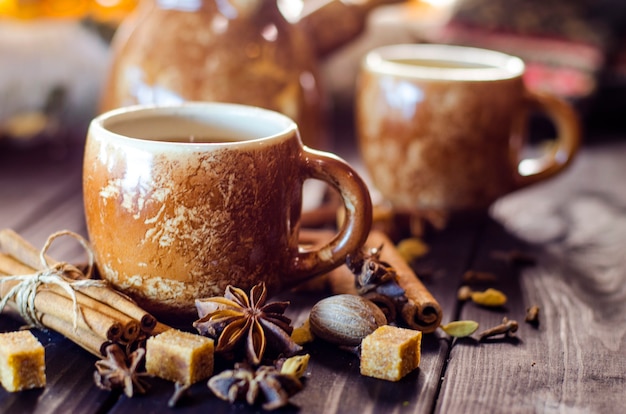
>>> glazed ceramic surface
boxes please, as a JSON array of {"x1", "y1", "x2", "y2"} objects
[
  {"x1": 100, "y1": 0, "x2": 325, "y2": 148},
  {"x1": 100, "y1": 0, "x2": 403, "y2": 150},
  {"x1": 356, "y1": 44, "x2": 581, "y2": 212},
  {"x1": 83, "y1": 102, "x2": 372, "y2": 321}
]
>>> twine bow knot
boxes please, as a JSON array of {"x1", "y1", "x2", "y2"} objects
[{"x1": 0, "y1": 230, "x2": 107, "y2": 329}]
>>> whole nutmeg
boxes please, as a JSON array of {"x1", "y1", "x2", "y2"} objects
[{"x1": 309, "y1": 294, "x2": 387, "y2": 346}]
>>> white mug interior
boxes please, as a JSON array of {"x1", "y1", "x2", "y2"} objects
[
  {"x1": 90, "y1": 102, "x2": 298, "y2": 146},
  {"x1": 363, "y1": 44, "x2": 525, "y2": 82}
]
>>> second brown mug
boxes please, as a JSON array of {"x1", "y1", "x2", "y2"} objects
[{"x1": 356, "y1": 44, "x2": 581, "y2": 213}]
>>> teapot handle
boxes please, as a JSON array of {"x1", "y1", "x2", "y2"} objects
[{"x1": 298, "y1": 0, "x2": 405, "y2": 58}]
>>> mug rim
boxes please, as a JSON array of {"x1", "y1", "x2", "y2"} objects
[
  {"x1": 363, "y1": 44, "x2": 525, "y2": 81},
  {"x1": 89, "y1": 102, "x2": 299, "y2": 148}
]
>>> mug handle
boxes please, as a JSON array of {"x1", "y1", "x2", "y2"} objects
[
  {"x1": 290, "y1": 147, "x2": 373, "y2": 280},
  {"x1": 513, "y1": 89, "x2": 581, "y2": 189}
]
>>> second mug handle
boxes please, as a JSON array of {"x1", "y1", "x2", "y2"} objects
[
  {"x1": 513, "y1": 89, "x2": 581, "y2": 189},
  {"x1": 290, "y1": 147, "x2": 373, "y2": 280}
]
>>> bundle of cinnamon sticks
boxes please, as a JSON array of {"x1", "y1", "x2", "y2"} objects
[{"x1": 0, "y1": 229, "x2": 164, "y2": 357}]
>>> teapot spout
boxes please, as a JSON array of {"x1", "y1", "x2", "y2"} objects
[{"x1": 295, "y1": 0, "x2": 405, "y2": 58}]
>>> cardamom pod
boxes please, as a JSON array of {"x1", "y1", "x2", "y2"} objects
[
  {"x1": 396, "y1": 238, "x2": 429, "y2": 263},
  {"x1": 471, "y1": 288, "x2": 507, "y2": 307},
  {"x1": 440, "y1": 320, "x2": 479, "y2": 337},
  {"x1": 280, "y1": 354, "x2": 310, "y2": 378}
]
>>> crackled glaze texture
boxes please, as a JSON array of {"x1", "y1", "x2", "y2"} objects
[
  {"x1": 101, "y1": 0, "x2": 403, "y2": 150},
  {"x1": 358, "y1": 73, "x2": 523, "y2": 210},
  {"x1": 356, "y1": 44, "x2": 580, "y2": 212},
  {"x1": 84, "y1": 103, "x2": 372, "y2": 321},
  {"x1": 100, "y1": 0, "x2": 327, "y2": 148}
]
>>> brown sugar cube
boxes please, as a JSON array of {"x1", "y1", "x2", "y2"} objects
[
  {"x1": 0, "y1": 330, "x2": 46, "y2": 392},
  {"x1": 360, "y1": 325, "x2": 422, "y2": 382},
  {"x1": 146, "y1": 329, "x2": 214, "y2": 385}
]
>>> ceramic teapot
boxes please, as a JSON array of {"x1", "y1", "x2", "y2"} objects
[{"x1": 99, "y1": 0, "x2": 401, "y2": 149}]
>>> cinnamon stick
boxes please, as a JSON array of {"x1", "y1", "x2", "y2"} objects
[
  {"x1": 0, "y1": 229, "x2": 157, "y2": 333},
  {"x1": 74, "y1": 285, "x2": 157, "y2": 334},
  {"x1": 0, "y1": 252, "x2": 33, "y2": 276},
  {"x1": 0, "y1": 229, "x2": 56, "y2": 270},
  {"x1": 320, "y1": 228, "x2": 443, "y2": 333},
  {"x1": 48, "y1": 284, "x2": 142, "y2": 341},
  {"x1": 1, "y1": 251, "x2": 142, "y2": 340},
  {"x1": 365, "y1": 230, "x2": 442, "y2": 333},
  {"x1": 301, "y1": 202, "x2": 341, "y2": 229},
  {"x1": 40, "y1": 313, "x2": 108, "y2": 357},
  {"x1": 298, "y1": 229, "x2": 358, "y2": 295},
  {"x1": 152, "y1": 322, "x2": 173, "y2": 335},
  {"x1": 0, "y1": 228, "x2": 162, "y2": 357},
  {"x1": 34, "y1": 289, "x2": 123, "y2": 341},
  {"x1": 300, "y1": 229, "x2": 443, "y2": 333},
  {"x1": 327, "y1": 265, "x2": 358, "y2": 295},
  {"x1": 299, "y1": 228, "x2": 335, "y2": 248},
  {"x1": 0, "y1": 291, "x2": 116, "y2": 352}
]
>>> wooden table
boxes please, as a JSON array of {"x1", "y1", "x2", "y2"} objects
[{"x1": 1, "y1": 118, "x2": 625, "y2": 413}]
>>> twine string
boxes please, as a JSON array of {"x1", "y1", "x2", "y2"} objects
[{"x1": 0, "y1": 230, "x2": 106, "y2": 329}]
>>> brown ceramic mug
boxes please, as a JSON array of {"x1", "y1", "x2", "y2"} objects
[
  {"x1": 356, "y1": 44, "x2": 581, "y2": 213},
  {"x1": 83, "y1": 102, "x2": 372, "y2": 320}
]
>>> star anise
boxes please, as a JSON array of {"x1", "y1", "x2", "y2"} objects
[
  {"x1": 193, "y1": 282, "x2": 302, "y2": 365},
  {"x1": 93, "y1": 343, "x2": 150, "y2": 397},
  {"x1": 347, "y1": 244, "x2": 399, "y2": 294},
  {"x1": 208, "y1": 362, "x2": 303, "y2": 410},
  {"x1": 346, "y1": 245, "x2": 409, "y2": 324},
  {"x1": 168, "y1": 382, "x2": 191, "y2": 408}
]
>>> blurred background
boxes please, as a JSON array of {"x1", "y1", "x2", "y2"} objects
[{"x1": 1, "y1": 0, "x2": 625, "y2": 155}]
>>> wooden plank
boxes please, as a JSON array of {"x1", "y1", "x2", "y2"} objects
[
  {"x1": 0, "y1": 145, "x2": 87, "y2": 263},
  {"x1": 15, "y1": 189, "x2": 88, "y2": 263},
  {"x1": 102, "y1": 214, "x2": 486, "y2": 414},
  {"x1": 0, "y1": 146, "x2": 84, "y2": 235},
  {"x1": 0, "y1": 318, "x2": 117, "y2": 413},
  {"x1": 5, "y1": 135, "x2": 623, "y2": 412},
  {"x1": 0, "y1": 145, "x2": 107, "y2": 412},
  {"x1": 0, "y1": 136, "x2": 486, "y2": 413},
  {"x1": 435, "y1": 144, "x2": 626, "y2": 412},
  {"x1": 100, "y1": 292, "x2": 449, "y2": 413}
]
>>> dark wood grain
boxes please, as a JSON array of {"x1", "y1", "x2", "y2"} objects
[
  {"x1": 436, "y1": 143, "x2": 626, "y2": 413},
  {"x1": 0, "y1": 143, "x2": 458, "y2": 414},
  {"x1": 0, "y1": 146, "x2": 87, "y2": 261},
  {"x1": 1, "y1": 138, "x2": 626, "y2": 413}
]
